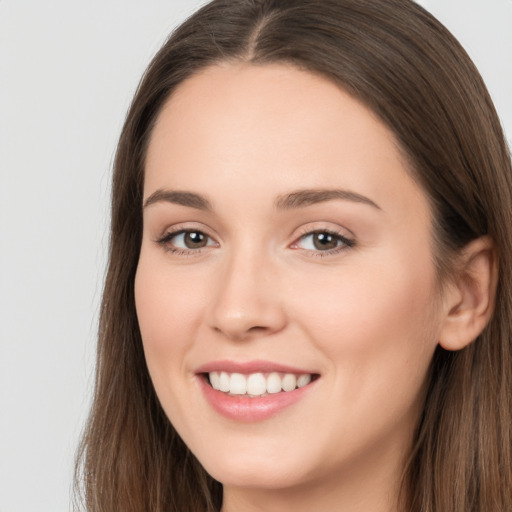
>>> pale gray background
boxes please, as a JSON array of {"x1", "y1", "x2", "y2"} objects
[{"x1": 0, "y1": 1, "x2": 511, "y2": 511}]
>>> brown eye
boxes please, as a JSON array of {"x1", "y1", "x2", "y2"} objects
[
  {"x1": 294, "y1": 230, "x2": 354, "y2": 253},
  {"x1": 312, "y1": 232, "x2": 339, "y2": 250},
  {"x1": 183, "y1": 231, "x2": 208, "y2": 248},
  {"x1": 157, "y1": 229, "x2": 216, "y2": 252}
]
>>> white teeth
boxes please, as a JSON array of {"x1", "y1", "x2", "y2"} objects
[
  {"x1": 229, "y1": 373, "x2": 247, "y2": 394},
  {"x1": 219, "y1": 371, "x2": 230, "y2": 392},
  {"x1": 282, "y1": 373, "x2": 297, "y2": 392},
  {"x1": 297, "y1": 374, "x2": 311, "y2": 388},
  {"x1": 247, "y1": 373, "x2": 267, "y2": 395},
  {"x1": 208, "y1": 371, "x2": 314, "y2": 396},
  {"x1": 209, "y1": 371, "x2": 220, "y2": 389},
  {"x1": 266, "y1": 372, "x2": 282, "y2": 394}
]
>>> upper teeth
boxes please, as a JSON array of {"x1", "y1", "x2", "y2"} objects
[{"x1": 208, "y1": 371, "x2": 312, "y2": 397}]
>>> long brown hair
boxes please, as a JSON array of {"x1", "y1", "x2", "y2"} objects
[{"x1": 75, "y1": 1, "x2": 512, "y2": 510}]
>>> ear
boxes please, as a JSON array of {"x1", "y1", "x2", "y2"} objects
[{"x1": 438, "y1": 236, "x2": 498, "y2": 351}]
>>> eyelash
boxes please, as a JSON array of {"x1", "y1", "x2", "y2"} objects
[
  {"x1": 156, "y1": 228, "x2": 214, "y2": 256},
  {"x1": 155, "y1": 227, "x2": 355, "y2": 257},
  {"x1": 292, "y1": 228, "x2": 355, "y2": 257}
]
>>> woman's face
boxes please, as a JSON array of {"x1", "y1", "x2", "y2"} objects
[{"x1": 135, "y1": 63, "x2": 445, "y2": 496}]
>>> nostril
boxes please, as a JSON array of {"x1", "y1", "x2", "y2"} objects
[
  {"x1": 212, "y1": 323, "x2": 277, "y2": 341},
  {"x1": 248, "y1": 326, "x2": 268, "y2": 332}
]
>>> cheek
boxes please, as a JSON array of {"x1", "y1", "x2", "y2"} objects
[
  {"x1": 134, "y1": 253, "x2": 207, "y2": 377},
  {"x1": 298, "y1": 269, "x2": 433, "y2": 334},
  {"x1": 288, "y1": 252, "x2": 440, "y2": 389},
  {"x1": 134, "y1": 253, "x2": 211, "y2": 431},
  {"x1": 136, "y1": 253, "x2": 202, "y2": 335},
  {"x1": 284, "y1": 258, "x2": 440, "y2": 458}
]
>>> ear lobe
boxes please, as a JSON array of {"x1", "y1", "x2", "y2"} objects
[{"x1": 438, "y1": 236, "x2": 498, "y2": 351}]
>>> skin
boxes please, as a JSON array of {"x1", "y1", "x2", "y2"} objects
[{"x1": 135, "y1": 63, "x2": 485, "y2": 512}]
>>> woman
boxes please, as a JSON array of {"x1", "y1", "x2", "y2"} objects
[{"x1": 75, "y1": 1, "x2": 512, "y2": 511}]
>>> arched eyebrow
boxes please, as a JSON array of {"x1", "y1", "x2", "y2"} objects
[
  {"x1": 143, "y1": 188, "x2": 381, "y2": 211},
  {"x1": 143, "y1": 189, "x2": 213, "y2": 211},
  {"x1": 275, "y1": 189, "x2": 381, "y2": 210}
]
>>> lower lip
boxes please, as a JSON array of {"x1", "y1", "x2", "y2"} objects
[{"x1": 197, "y1": 375, "x2": 318, "y2": 422}]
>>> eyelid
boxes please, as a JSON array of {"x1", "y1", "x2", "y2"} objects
[
  {"x1": 154, "y1": 223, "x2": 219, "y2": 254},
  {"x1": 154, "y1": 222, "x2": 355, "y2": 257},
  {"x1": 155, "y1": 222, "x2": 217, "y2": 240},
  {"x1": 289, "y1": 225, "x2": 356, "y2": 255}
]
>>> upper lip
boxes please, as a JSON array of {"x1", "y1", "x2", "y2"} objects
[{"x1": 195, "y1": 359, "x2": 318, "y2": 375}]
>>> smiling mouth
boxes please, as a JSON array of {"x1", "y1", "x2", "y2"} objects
[{"x1": 203, "y1": 371, "x2": 320, "y2": 398}]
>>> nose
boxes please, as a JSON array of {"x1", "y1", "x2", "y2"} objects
[{"x1": 207, "y1": 247, "x2": 287, "y2": 341}]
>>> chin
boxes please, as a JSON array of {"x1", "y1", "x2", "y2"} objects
[
  {"x1": 186, "y1": 432, "x2": 318, "y2": 490},
  {"x1": 203, "y1": 457, "x2": 306, "y2": 490}
]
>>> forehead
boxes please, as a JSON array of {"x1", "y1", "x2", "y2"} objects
[{"x1": 144, "y1": 62, "x2": 430, "y2": 222}]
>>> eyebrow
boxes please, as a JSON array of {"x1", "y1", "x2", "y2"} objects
[
  {"x1": 143, "y1": 188, "x2": 381, "y2": 211},
  {"x1": 143, "y1": 189, "x2": 213, "y2": 211},
  {"x1": 275, "y1": 189, "x2": 381, "y2": 210}
]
